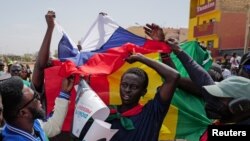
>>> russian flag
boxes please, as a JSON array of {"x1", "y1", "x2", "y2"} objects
[
  {"x1": 56, "y1": 22, "x2": 80, "y2": 64},
  {"x1": 57, "y1": 13, "x2": 169, "y2": 66},
  {"x1": 44, "y1": 13, "x2": 170, "y2": 134}
]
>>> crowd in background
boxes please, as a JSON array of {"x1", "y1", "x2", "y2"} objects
[{"x1": 0, "y1": 58, "x2": 32, "y2": 84}]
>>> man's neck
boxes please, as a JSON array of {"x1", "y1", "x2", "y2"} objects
[
  {"x1": 11, "y1": 118, "x2": 35, "y2": 134},
  {"x1": 119, "y1": 103, "x2": 139, "y2": 113}
]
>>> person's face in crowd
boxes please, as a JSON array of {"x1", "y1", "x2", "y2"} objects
[
  {"x1": 204, "y1": 95, "x2": 233, "y2": 121},
  {"x1": 120, "y1": 73, "x2": 146, "y2": 106},
  {"x1": 232, "y1": 53, "x2": 237, "y2": 57},
  {"x1": 224, "y1": 54, "x2": 228, "y2": 59},
  {"x1": 20, "y1": 67, "x2": 28, "y2": 80},
  {"x1": 0, "y1": 95, "x2": 3, "y2": 126},
  {"x1": 204, "y1": 90, "x2": 250, "y2": 123},
  {"x1": 10, "y1": 64, "x2": 22, "y2": 77},
  {"x1": 18, "y1": 86, "x2": 45, "y2": 120}
]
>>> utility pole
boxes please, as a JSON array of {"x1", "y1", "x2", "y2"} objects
[{"x1": 244, "y1": 4, "x2": 250, "y2": 54}]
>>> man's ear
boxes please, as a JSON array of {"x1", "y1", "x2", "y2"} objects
[{"x1": 17, "y1": 109, "x2": 29, "y2": 118}]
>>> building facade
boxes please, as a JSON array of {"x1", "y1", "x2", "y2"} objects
[{"x1": 188, "y1": 0, "x2": 250, "y2": 57}]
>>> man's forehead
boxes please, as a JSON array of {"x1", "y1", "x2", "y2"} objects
[
  {"x1": 11, "y1": 64, "x2": 21, "y2": 68},
  {"x1": 123, "y1": 73, "x2": 140, "y2": 79},
  {"x1": 122, "y1": 73, "x2": 143, "y2": 83}
]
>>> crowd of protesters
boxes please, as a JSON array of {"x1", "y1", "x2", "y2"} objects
[
  {"x1": 0, "y1": 10, "x2": 250, "y2": 141},
  {"x1": 0, "y1": 59, "x2": 32, "y2": 84}
]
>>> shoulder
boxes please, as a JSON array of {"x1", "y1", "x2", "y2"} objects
[
  {"x1": 2, "y1": 128, "x2": 27, "y2": 141},
  {"x1": 2, "y1": 135, "x2": 25, "y2": 141},
  {"x1": 144, "y1": 91, "x2": 170, "y2": 109}
]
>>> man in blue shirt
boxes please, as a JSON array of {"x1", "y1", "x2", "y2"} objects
[{"x1": 0, "y1": 75, "x2": 75, "y2": 141}]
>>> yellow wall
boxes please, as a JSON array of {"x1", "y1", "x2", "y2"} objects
[
  {"x1": 197, "y1": 35, "x2": 219, "y2": 48},
  {"x1": 198, "y1": 10, "x2": 221, "y2": 24},
  {"x1": 199, "y1": 0, "x2": 206, "y2": 5},
  {"x1": 198, "y1": 0, "x2": 214, "y2": 5},
  {"x1": 190, "y1": 0, "x2": 198, "y2": 18}
]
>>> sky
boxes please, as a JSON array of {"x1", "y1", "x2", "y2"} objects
[{"x1": 0, "y1": 0, "x2": 190, "y2": 55}]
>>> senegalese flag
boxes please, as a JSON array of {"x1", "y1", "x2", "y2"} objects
[
  {"x1": 44, "y1": 13, "x2": 212, "y2": 141},
  {"x1": 166, "y1": 41, "x2": 213, "y2": 141}
]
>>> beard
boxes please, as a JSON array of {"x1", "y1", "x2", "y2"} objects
[{"x1": 29, "y1": 107, "x2": 46, "y2": 120}]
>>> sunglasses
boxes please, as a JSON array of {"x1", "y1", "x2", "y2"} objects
[
  {"x1": 11, "y1": 69, "x2": 21, "y2": 72},
  {"x1": 17, "y1": 92, "x2": 40, "y2": 113},
  {"x1": 243, "y1": 65, "x2": 250, "y2": 74}
]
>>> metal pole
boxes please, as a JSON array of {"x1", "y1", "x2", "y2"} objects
[{"x1": 244, "y1": 4, "x2": 250, "y2": 54}]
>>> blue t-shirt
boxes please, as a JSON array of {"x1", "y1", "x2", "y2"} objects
[
  {"x1": 2, "y1": 119, "x2": 48, "y2": 141},
  {"x1": 108, "y1": 92, "x2": 170, "y2": 141}
]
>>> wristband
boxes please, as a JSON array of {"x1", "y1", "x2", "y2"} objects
[{"x1": 58, "y1": 91, "x2": 70, "y2": 100}]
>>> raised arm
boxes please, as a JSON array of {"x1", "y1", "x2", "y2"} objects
[
  {"x1": 32, "y1": 11, "x2": 55, "y2": 92},
  {"x1": 41, "y1": 75, "x2": 75, "y2": 137},
  {"x1": 144, "y1": 23, "x2": 203, "y2": 97},
  {"x1": 167, "y1": 39, "x2": 215, "y2": 87},
  {"x1": 125, "y1": 53, "x2": 180, "y2": 102}
]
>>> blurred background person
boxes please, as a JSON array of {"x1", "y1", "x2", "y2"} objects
[
  {"x1": 230, "y1": 52, "x2": 239, "y2": 75},
  {"x1": 0, "y1": 61, "x2": 5, "y2": 76}
]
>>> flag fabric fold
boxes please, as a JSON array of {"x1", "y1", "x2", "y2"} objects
[
  {"x1": 168, "y1": 41, "x2": 213, "y2": 141},
  {"x1": 79, "y1": 14, "x2": 145, "y2": 52},
  {"x1": 56, "y1": 22, "x2": 80, "y2": 64}
]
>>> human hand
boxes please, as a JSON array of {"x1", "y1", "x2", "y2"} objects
[
  {"x1": 77, "y1": 40, "x2": 82, "y2": 51},
  {"x1": 166, "y1": 38, "x2": 182, "y2": 54},
  {"x1": 144, "y1": 23, "x2": 165, "y2": 41},
  {"x1": 45, "y1": 10, "x2": 56, "y2": 29},
  {"x1": 125, "y1": 53, "x2": 144, "y2": 64},
  {"x1": 99, "y1": 12, "x2": 107, "y2": 16},
  {"x1": 61, "y1": 75, "x2": 75, "y2": 94}
]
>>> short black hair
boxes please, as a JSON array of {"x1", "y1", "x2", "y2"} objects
[
  {"x1": 0, "y1": 76, "x2": 24, "y2": 123},
  {"x1": 10, "y1": 63, "x2": 22, "y2": 71},
  {"x1": 122, "y1": 67, "x2": 149, "y2": 89}
]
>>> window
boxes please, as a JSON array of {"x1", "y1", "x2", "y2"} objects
[
  {"x1": 209, "y1": 18, "x2": 216, "y2": 23},
  {"x1": 207, "y1": 40, "x2": 214, "y2": 48}
]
